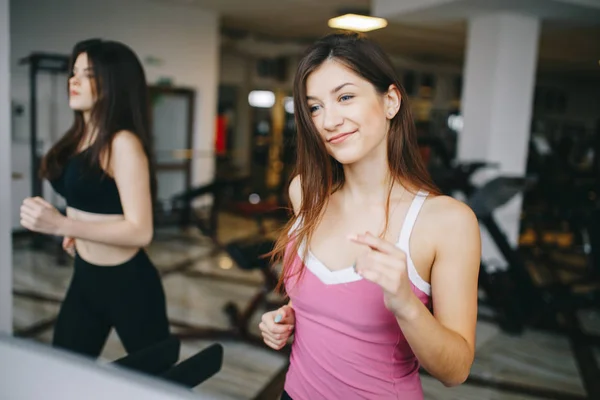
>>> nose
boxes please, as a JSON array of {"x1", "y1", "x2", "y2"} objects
[
  {"x1": 322, "y1": 106, "x2": 343, "y2": 132},
  {"x1": 69, "y1": 75, "x2": 79, "y2": 87}
]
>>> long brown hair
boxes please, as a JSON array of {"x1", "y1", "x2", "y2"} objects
[
  {"x1": 39, "y1": 38, "x2": 157, "y2": 205},
  {"x1": 271, "y1": 32, "x2": 439, "y2": 293}
]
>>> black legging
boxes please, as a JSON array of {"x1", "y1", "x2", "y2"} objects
[
  {"x1": 53, "y1": 249, "x2": 170, "y2": 358},
  {"x1": 281, "y1": 390, "x2": 293, "y2": 400}
]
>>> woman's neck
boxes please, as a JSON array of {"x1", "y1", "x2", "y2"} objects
[
  {"x1": 340, "y1": 141, "x2": 404, "y2": 206},
  {"x1": 80, "y1": 124, "x2": 97, "y2": 150}
]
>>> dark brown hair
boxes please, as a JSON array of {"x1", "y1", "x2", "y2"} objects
[
  {"x1": 39, "y1": 38, "x2": 156, "y2": 204},
  {"x1": 271, "y1": 32, "x2": 440, "y2": 292}
]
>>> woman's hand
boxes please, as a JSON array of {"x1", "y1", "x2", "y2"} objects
[
  {"x1": 20, "y1": 197, "x2": 66, "y2": 236},
  {"x1": 62, "y1": 236, "x2": 76, "y2": 257},
  {"x1": 350, "y1": 232, "x2": 420, "y2": 320},
  {"x1": 259, "y1": 304, "x2": 295, "y2": 350}
]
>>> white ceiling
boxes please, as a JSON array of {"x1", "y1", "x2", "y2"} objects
[
  {"x1": 155, "y1": 0, "x2": 600, "y2": 76},
  {"x1": 374, "y1": 0, "x2": 600, "y2": 23}
]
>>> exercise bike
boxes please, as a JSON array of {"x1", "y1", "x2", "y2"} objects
[
  {"x1": 159, "y1": 178, "x2": 288, "y2": 349},
  {"x1": 466, "y1": 174, "x2": 600, "y2": 399}
]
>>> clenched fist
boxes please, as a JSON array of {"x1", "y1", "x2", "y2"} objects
[{"x1": 259, "y1": 304, "x2": 295, "y2": 350}]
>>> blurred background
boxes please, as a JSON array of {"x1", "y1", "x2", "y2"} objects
[{"x1": 1, "y1": 0, "x2": 600, "y2": 399}]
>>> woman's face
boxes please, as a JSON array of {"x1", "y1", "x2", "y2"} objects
[
  {"x1": 305, "y1": 59, "x2": 400, "y2": 165},
  {"x1": 68, "y1": 52, "x2": 96, "y2": 113}
]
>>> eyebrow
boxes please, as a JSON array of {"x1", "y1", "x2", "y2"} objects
[{"x1": 306, "y1": 82, "x2": 356, "y2": 100}]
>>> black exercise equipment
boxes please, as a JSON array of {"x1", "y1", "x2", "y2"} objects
[
  {"x1": 418, "y1": 136, "x2": 501, "y2": 198},
  {"x1": 466, "y1": 176, "x2": 546, "y2": 334},
  {"x1": 417, "y1": 135, "x2": 453, "y2": 169},
  {"x1": 466, "y1": 174, "x2": 600, "y2": 334},
  {"x1": 222, "y1": 237, "x2": 284, "y2": 334},
  {"x1": 19, "y1": 53, "x2": 71, "y2": 259},
  {"x1": 111, "y1": 336, "x2": 223, "y2": 390},
  {"x1": 466, "y1": 175, "x2": 600, "y2": 399},
  {"x1": 161, "y1": 176, "x2": 250, "y2": 237},
  {"x1": 112, "y1": 335, "x2": 180, "y2": 376},
  {"x1": 174, "y1": 236, "x2": 283, "y2": 349},
  {"x1": 173, "y1": 238, "x2": 284, "y2": 348},
  {"x1": 163, "y1": 178, "x2": 287, "y2": 349},
  {"x1": 433, "y1": 161, "x2": 498, "y2": 197},
  {"x1": 423, "y1": 155, "x2": 537, "y2": 333},
  {"x1": 19, "y1": 52, "x2": 70, "y2": 199},
  {"x1": 519, "y1": 131, "x2": 600, "y2": 308},
  {"x1": 161, "y1": 343, "x2": 224, "y2": 389},
  {"x1": 423, "y1": 152, "x2": 600, "y2": 334}
]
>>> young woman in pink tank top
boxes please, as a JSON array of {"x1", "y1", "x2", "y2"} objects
[{"x1": 259, "y1": 32, "x2": 481, "y2": 400}]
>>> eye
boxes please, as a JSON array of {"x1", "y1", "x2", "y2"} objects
[
  {"x1": 340, "y1": 94, "x2": 354, "y2": 102},
  {"x1": 309, "y1": 104, "x2": 321, "y2": 113}
]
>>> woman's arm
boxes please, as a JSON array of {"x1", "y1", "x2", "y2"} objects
[
  {"x1": 58, "y1": 130, "x2": 154, "y2": 247},
  {"x1": 395, "y1": 197, "x2": 481, "y2": 386},
  {"x1": 288, "y1": 174, "x2": 302, "y2": 215}
]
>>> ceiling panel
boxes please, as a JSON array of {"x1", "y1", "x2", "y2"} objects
[{"x1": 152, "y1": 0, "x2": 600, "y2": 74}]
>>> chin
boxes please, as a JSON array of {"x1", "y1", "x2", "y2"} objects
[
  {"x1": 328, "y1": 147, "x2": 365, "y2": 165},
  {"x1": 69, "y1": 102, "x2": 90, "y2": 112}
]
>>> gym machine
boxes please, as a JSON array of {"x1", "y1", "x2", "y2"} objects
[
  {"x1": 161, "y1": 178, "x2": 288, "y2": 349},
  {"x1": 112, "y1": 335, "x2": 223, "y2": 390},
  {"x1": 19, "y1": 52, "x2": 70, "y2": 199},
  {"x1": 18, "y1": 53, "x2": 71, "y2": 261},
  {"x1": 419, "y1": 132, "x2": 600, "y2": 396},
  {"x1": 466, "y1": 175, "x2": 600, "y2": 398}
]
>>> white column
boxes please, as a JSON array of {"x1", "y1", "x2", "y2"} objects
[
  {"x1": 0, "y1": 0, "x2": 13, "y2": 334},
  {"x1": 458, "y1": 13, "x2": 540, "y2": 268}
]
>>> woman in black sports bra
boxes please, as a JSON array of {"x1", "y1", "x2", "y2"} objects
[{"x1": 19, "y1": 39, "x2": 170, "y2": 360}]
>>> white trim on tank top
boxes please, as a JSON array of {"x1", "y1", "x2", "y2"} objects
[{"x1": 291, "y1": 190, "x2": 432, "y2": 295}]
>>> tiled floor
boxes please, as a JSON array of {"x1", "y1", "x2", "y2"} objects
[{"x1": 11, "y1": 213, "x2": 599, "y2": 399}]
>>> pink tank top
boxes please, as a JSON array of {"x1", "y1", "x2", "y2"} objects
[{"x1": 283, "y1": 191, "x2": 431, "y2": 400}]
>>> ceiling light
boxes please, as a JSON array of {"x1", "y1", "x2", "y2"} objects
[
  {"x1": 284, "y1": 97, "x2": 294, "y2": 114},
  {"x1": 248, "y1": 90, "x2": 275, "y2": 108},
  {"x1": 328, "y1": 13, "x2": 388, "y2": 32}
]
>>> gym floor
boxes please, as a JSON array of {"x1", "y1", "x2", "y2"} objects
[{"x1": 12, "y1": 212, "x2": 600, "y2": 400}]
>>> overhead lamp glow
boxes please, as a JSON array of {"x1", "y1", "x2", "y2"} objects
[
  {"x1": 328, "y1": 13, "x2": 388, "y2": 33},
  {"x1": 284, "y1": 97, "x2": 294, "y2": 114},
  {"x1": 248, "y1": 90, "x2": 275, "y2": 108},
  {"x1": 447, "y1": 114, "x2": 464, "y2": 133}
]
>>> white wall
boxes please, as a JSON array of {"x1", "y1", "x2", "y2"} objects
[
  {"x1": 10, "y1": 0, "x2": 220, "y2": 228},
  {"x1": 1, "y1": 0, "x2": 13, "y2": 334}
]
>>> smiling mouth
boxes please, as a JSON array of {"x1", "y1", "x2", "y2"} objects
[{"x1": 328, "y1": 130, "x2": 357, "y2": 144}]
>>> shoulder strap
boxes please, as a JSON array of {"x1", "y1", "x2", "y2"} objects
[
  {"x1": 288, "y1": 215, "x2": 303, "y2": 237},
  {"x1": 397, "y1": 190, "x2": 429, "y2": 250}
]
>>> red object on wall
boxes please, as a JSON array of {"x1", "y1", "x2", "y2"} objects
[{"x1": 215, "y1": 115, "x2": 227, "y2": 155}]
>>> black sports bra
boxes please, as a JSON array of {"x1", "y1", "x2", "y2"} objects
[{"x1": 49, "y1": 148, "x2": 123, "y2": 215}]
